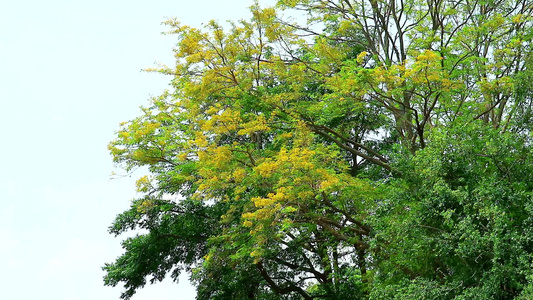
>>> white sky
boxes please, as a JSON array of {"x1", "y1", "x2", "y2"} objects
[{"x1": 0, "y1": 0, "x2": 274, "y2": 299}]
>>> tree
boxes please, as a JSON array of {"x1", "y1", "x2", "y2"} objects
[{"x1": 104, "y1": 1, "x2": 533, "y2": 299}]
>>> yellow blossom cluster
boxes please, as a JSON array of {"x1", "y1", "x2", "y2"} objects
[
  {"x1": 135, "y1": 175, "x2": 152, "y2": 193},
  {"x1": 132, "y1": 122, "x2": 160, "y2": 140},
  {"x1": 202, "y1": 108, "x2": 242, "y2": 134},
  {"x1": 136, "y1": 198, "x2": 154, "y2": 213},
  {"x1": 237, "y1": 115, "x2": 270, "y2": 135}
]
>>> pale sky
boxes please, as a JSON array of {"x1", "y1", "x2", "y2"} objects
[{"x1": 0, "y1": 0, "x2": 273, "y2": 299}]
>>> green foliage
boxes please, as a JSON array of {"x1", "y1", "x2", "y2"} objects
[
  {"x1": 371, "y1": 125, "x2": 533, "y2": 299},
  {"x1": 104, "y1": 0, "x2": 533, "y2": 299}
]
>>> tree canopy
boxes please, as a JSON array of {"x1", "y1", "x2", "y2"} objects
[{"x1": 104, "y1": 0, "x2": 533, "y2": 299}]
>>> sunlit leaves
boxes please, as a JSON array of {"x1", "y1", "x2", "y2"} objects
[{"x1": 105, "y1": 0, "x2": 533, "y2": 299}]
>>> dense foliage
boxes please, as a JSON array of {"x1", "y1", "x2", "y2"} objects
[{"x1": 104, "y1": 0, "x2": 533, "y2": 299}]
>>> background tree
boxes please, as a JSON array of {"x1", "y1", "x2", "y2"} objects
[{"x1": 104, "y1": 1, "x2": 533, "y2": 299}]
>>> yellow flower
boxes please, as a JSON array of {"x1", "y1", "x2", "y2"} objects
[{"x1": 356, "y1": 51, "x2": 368, "y2": 64}]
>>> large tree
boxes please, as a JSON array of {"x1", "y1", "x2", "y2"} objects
[{"x1": 104, "y1": 1, "x2": 533, "y2": 299}]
